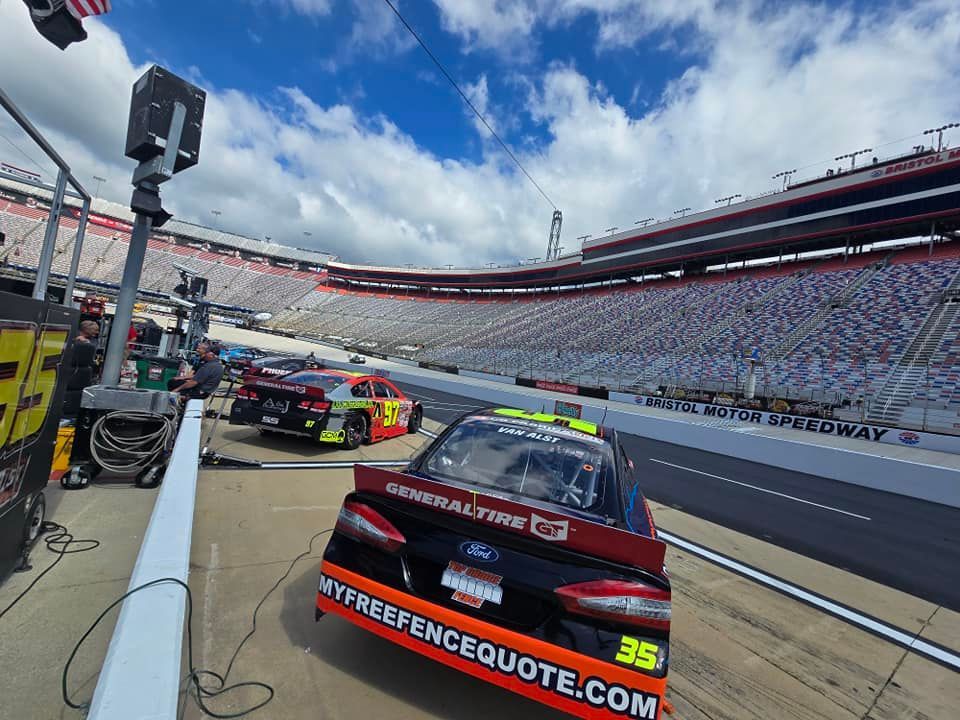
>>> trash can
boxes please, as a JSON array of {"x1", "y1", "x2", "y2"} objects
[{"x1": 135, "y1": 355, "x2": 182, "y2": 390}]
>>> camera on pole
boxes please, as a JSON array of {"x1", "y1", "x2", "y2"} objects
[{"x1": 99, "y1": 65, "x2": 206, "y2": 386}]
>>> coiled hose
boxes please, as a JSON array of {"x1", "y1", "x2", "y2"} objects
[{"x1": 89, "y1": 411, "x2": 176, "y2": 474}]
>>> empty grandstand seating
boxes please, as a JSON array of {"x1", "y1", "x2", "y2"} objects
[
  {"x1": 0, "y1": 201, "x2": 321, "y2": 312},
  {"x1": 4, "y1": 193, "x2": 960, "y2": 424}
]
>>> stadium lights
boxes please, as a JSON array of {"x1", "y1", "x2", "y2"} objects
[
  {"x1": 924, "y1": 123, "x2": 959, "y2": 152},
  {"x1": 772, "y1": 169, "x2": 796, "y2": 190},
  {"x1": 577, "y1": 234, "x2": 591, "y2": 243},
  {"x1": 672, "y1": 208, "x2": 691, "y2": 218},
  {"x1": 715, "y1": 194, "x2": 742, "y2": 206},
  {"x1": 605, "y1": 227, "x2": 618, "y2": 236},
  {"x1": 92, "y1": 175, "x2": 106, "y2": 202},
  {"x1": 635, "y1": 217, "x2": 654, "y2": 227},
  {"x1": 210, "y1": 209, "x2": 222, "y2": 229},
  {"x1": 835, "y1": 148, "x2": 872, "y2": 170}
]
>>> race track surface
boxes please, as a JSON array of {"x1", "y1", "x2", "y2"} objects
[{"x1": 395, "y1": 381, "x2": 960, "y2": 611}]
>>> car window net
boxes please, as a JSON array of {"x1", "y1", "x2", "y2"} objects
[{"x1": 424, "y1": 418, "x2": 608, "y2": 510}]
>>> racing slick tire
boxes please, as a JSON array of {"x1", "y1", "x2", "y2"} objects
[
  {"x1": 341, "y1": 414, "x2": 367, "y2": 450},
  {"x1": 407, "y1": 406, "x2": 422, "y2": 434}
]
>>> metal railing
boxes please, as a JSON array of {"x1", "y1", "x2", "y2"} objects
[{"x1": 0, "y1": 85, "x2": 91, "y2": 303}]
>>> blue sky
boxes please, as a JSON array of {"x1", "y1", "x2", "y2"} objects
[
  {"x1": 1, "y1": 1, "x2": 958, "y2": 266},
  {"x1": 103, "y1": 1, "x2": 695, "y2": 164}
]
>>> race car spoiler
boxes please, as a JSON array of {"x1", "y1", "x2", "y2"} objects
[{"x1": 354, "y1": 466, "x2": 667, "y2": 575}]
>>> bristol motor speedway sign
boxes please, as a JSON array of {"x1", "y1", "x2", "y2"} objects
[{"x1": 635, "y1": 395, "x2": 960, "y2": 454}]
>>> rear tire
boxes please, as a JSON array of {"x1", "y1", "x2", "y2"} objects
[
  {"x1": 23, "y1": 493, "x2": 45, "y2": 546},
  {"x1": 341, "y1": 415, "x2": 367, "y2": 450},
  {"x1": 407, "y1": 406, "x2": 422, "y2": 434}
]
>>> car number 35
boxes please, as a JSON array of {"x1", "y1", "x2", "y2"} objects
[{"x1": 615, "y1": 636, "x2": 659, "y2": 671}]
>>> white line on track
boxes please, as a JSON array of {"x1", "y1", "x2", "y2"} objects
[
  {"x1": 649, "y1": 458, "x2": 871, "y2": 520},
  {"x1": 403, "y1": 390, "x2": 438, "y2": 401},
  {"x1": 421, "y1": 402, "x2": 484, "y2": 410},
  {"x1": 658, "y1": 530, "x2": 960, "y2": 672}
]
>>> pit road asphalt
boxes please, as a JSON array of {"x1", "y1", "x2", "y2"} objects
[{"x1": 395, "y1": 380, "x2": 960, "y2": 610}]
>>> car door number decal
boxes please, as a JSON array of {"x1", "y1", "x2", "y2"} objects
[{"x1": 382, "y1": 401, "x2": 400, "y2": 427}]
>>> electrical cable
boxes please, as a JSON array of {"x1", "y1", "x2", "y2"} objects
[
  {"x1": 89, "y1": 410, "x2": 175, "y2": 473},
  {"x1": 0, "y1": 522, "x2": 100, "y2": 622},
  {"x1": 61, "y1": 528, "x2": 333, "y2": 718},
  {"x1": 380, "y1": 0, "x2": 558, "y2": 211}
]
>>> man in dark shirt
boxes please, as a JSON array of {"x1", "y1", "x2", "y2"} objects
[{"x1": 170, "y1": 345, "x2": 224, "y2": 399}]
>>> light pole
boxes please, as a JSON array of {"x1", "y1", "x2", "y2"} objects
[
  {"x1": 635, "y1": 217, "x2": 654, "y2": 227},
  {"x1": 264, "y1": 235, "x2": 272, "y2": 242},
  {"x1": 92, "y1": 174, "x2": 106, "y2": 203},
  {"x1": 605, "y1": 227, "x2": 618, "y2": 236},
  {"x1": 715, "y1": 194, "x2": 742, "y2": 206},
  {"x1": 924, "y1": 123, "x2": 959, "y2": 152},
  {"x1": 835, "y1": 148, "x2": 872, "y2": 170},
  {"x1": 673, "y1": 208, "x2": 690, "y2": 218},
  {"x1": 303, "y1": 231, "x2": 312, "y2": 241},
  {"x1": 210, "y1": 209, "x2": 222, "y2": 229},
  {"x1": 772, "y1": 169, "x2": 796, "y2": 190},
  {"x1": 577, "y1": 234, "x2": 591, "y2": 244}
]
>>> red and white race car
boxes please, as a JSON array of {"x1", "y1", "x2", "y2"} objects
[{"x1": 229, "y1": 369, "x2": 422, "y2": 449}]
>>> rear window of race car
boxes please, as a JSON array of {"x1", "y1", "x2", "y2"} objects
[
  {"x1": 279, "y1": 371, "x2": 348, "y2": 393},
  {"x1": 423, "y1": 416, "x2": 611, "y2": 511}
]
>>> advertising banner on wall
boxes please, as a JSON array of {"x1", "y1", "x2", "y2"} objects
[{"x1": 629, "y1": 394, "x2": 960, "y2": 454}]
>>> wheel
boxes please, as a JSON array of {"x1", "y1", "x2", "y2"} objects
[
  {"x1": 407, "y1": 406, "x2": 422, "y2": 434},
  {"x1": 340, "y1": 414, "x2": 367, "y2": 450},
  {"x1": 135, "y1": 465, "x2": 164, "y2": 489},
  {"x1": 23, "y1": 493, "x2": 45, "y2": 546}
]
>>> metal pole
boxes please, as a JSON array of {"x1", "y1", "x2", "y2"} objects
[
  {"x1": 929, "y1": 220, "x2": 936, "y2": 257},
  {"x1": 64, "y1": 197, "x2": 90, "y2": 304},
  {"x1": 33, "y1": 168, "x2": 68, "y2": 300},
  {"x1": 101, "y1": 212, "x2": 153, "y2": 384},
  {"x1": 923, "y1": 361, "x2": 930, "y2": 431}
]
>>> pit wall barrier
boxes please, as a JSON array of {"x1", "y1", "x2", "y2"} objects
[
  {"x1": 319, "y1": 358, "x2": 960, "y2": 508},
  {"x1": 87, "y1": 399, "x2": 204, "y2": 720}
]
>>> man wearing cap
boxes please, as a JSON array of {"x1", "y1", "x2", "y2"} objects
[{"x1": 169, "y1": 344, "x2": 224, "y2": 399}]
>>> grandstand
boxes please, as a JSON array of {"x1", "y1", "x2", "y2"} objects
[
  {"x1": 3, "y1": 140, "x2": 960, "y2": 432},
  {"x1": 0, "y1": 181, "x2": 330, "y2": 313}
]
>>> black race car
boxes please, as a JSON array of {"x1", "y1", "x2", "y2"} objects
[
  {"x1": 316, "y1": 408, "x2": 671, "y2": 719},
  {"x1": 235, "y1": 355, "x2": 319, "y2": 381}
]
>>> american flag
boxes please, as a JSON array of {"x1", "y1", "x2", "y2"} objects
[{"x1": 65, "y1": 0, "x2": 111, "y2": 20}]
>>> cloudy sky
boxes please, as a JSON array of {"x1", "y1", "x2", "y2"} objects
[{"x1": 0, "y1": 0, "x2": 958, "y2": 266}]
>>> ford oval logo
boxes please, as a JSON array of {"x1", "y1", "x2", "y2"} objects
[{"x1": 460, "y1": 541, "x2": 499, "y2": 563}]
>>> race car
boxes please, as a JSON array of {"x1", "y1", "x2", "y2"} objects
[
  {"x1": 232, "y1": 355, "x2": 319, "y2": 381},
  {"x1": 229, "y1": 369, "x2": 422, "y2": 449},
  {"x1": 348, "y1": 353, "x2": 366, "y2": 364},
  {"x1": 316, "y1": 408, "x2": 671, "y2": 719}
]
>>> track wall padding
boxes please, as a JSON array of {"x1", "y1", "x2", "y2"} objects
[{"x1": 323, "y1": 359, "x2": 960, "y2": 508}]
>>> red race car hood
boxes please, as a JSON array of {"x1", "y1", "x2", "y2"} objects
[{"x1": 354, "y1": 465, "x2": 667, "y2": 575}]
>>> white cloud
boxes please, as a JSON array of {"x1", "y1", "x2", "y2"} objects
[
  {"x1": 0, "y1": 1, "x2": 958, "y2": 271},
  {"x1": 269, "y1": 0, "x2": 333, "y2": 17}
]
